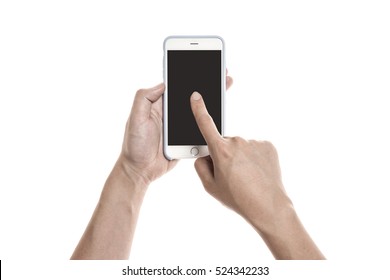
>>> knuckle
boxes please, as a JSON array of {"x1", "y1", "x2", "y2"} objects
[
  {"x1": 248, "y1": 139, "x2": 257, "y2": 144},
  {"x1": 135, "y1": 88, "x2": 147, "y2": 98},
  {"x1": 230, "y1": 136, "x2": 249, "y2": 149},
  {"x1": 262, "y1": 140, "x2": 275, "y2": 150},
  {"x1": 197, "y1": 112, "x2": 214, "y2": 126},
  {"x1": 259, "y1": 140, "x2": 278, "y2": 156},
  {"x1": 232, "y1": 136, "x2": 247, "y2": 144},
  {"x1": 214, "y1": 140, "x2": 232, "y2": 158}
]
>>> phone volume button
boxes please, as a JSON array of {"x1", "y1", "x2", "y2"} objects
[{"x1": 162, "y1": 56, "x2": 164, "y2": 78}]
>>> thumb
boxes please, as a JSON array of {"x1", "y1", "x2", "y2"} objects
[{"x1": 194, "y1": 156, "x2": 215, "y2": 191}]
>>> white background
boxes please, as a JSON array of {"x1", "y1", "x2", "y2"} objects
[{"x1": 1, "y1": 0, "x2": 390, "y2": 279}]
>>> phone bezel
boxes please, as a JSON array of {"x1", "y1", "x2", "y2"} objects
[{"x1": 163, "y1": 36, "x2": 225, "y2": 160}]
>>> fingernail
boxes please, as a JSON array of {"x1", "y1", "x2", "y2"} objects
[{"x1": 192, "y1": 91, "x2": 201, "y2": 101}]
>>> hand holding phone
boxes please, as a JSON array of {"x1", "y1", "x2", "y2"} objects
[{"x1": 163, "y1": 36, "x2": 225, "y2": 159}]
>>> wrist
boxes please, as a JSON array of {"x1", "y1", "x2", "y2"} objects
[
  {"x1": 250, "y1": 197, "x2": 325, "y2": 260},
  {"x1": 99, "y1": 158, "x2": 150, "y2": 210},
  {"x1": 248, "y1": 193, "x2": 296, "y2": 237},
  {"x1": 258, "y1": 203, "x2": 298, "y2": 237},
  {"x1": 116, "y1": 155, "x2": 152, "y2": 188}
]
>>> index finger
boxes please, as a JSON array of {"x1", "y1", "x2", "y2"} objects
[{"x1": 190, "y1": 91, "x2": 223, "y2": 146}]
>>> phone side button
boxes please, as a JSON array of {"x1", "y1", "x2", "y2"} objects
[{"x1": 190, "y1": 147, "x2": 199, "y2": 156}]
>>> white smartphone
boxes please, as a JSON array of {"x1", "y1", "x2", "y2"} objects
[{"x1": 163, "y1": 36, "x2": 225, "y2": 160}]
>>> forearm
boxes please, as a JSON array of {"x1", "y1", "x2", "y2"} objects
[
  {"x1": 252, "y1": 204, "x2": 325, "y2": 260},
  {"x1": 71, "y1": 159, "x2": 148, "y2": 260}
]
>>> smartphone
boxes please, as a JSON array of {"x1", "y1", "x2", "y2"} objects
[{"x1": 163, "y1": 36, "x2": 225, "y2": 160}]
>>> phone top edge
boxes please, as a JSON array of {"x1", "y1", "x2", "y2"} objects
[
  {"x1": 164, "y1": 35, "x2": 224, "y2": 50},
  {"x1": 164, "y1": 35, "x2": 224, "y2": 41}
]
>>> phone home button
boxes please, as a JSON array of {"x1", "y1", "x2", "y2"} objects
[{"x1": 190, "y1": 147, "x2": 199, "y2": 156}]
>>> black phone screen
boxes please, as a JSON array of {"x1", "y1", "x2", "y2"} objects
[{"x1": 167, "y1": 50, "x2": 222, "y2": 145}]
